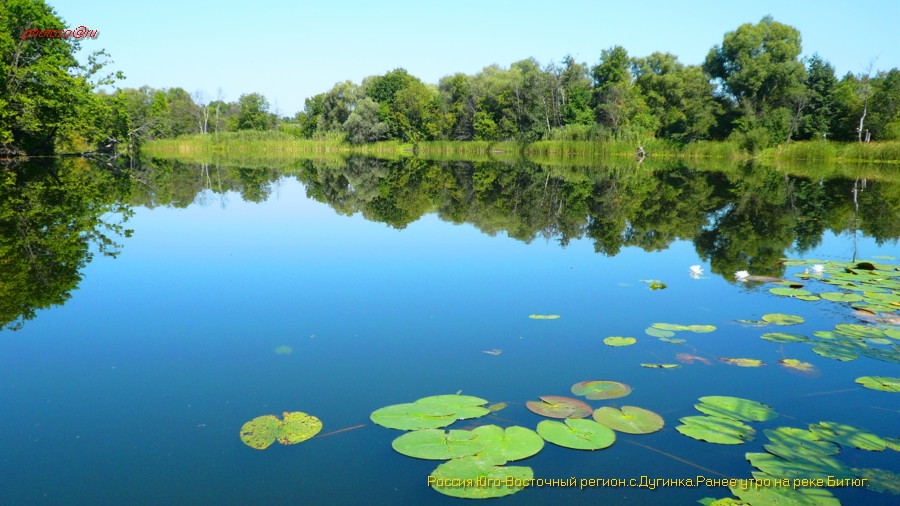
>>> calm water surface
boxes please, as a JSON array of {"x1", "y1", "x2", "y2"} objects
[{"x1": 1, "y1": 157, "x2": 897, "y2": 504}]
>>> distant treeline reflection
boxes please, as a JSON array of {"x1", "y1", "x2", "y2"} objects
[{"x1": 1, "y1": 156, "x2": 898, "y2": 330}]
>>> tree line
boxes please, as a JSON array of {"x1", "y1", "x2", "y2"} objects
[{"x1": 2, "y1": 1, "x2": 899, "y2": 155}]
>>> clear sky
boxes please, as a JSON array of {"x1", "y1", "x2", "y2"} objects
[{"x1": 50, "y1": 0, "x2": 899, "y2": 117}]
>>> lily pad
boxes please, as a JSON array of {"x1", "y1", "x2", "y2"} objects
[
  {"x1": 603, "y1": 336, "x2": 636, "y2": 346},
  {"x1": 570, "y1": 380, "x2": 632, "y2": 400},
  {"x1": 820, "y1": 292, "x2": 865, "y2": 302},
  {"x1": 651, "y1": 323, "x2": 689, "y2": 331},
  {"x1": 777, "y1": 358, "x2": 818, "y2": 375},
  {"x1": 687, "y1": 325, "x2": 717, "y2": 333},
  {"x1": 370, "y1": 403, "x2": 458, "y2": 431},
  {"x1": 769, "y1": 287, "x2": 812, "y2": 297},
  {"x1": 659, "y1": 337, "x2": 686, "y2": 344},
  {"x1": 761, "y1": 332, "x2": 808, "y2": 343},
  {"x1": 392, "y1": 429, "x2": 485, "y2": 460},
  {"x1": 764, "y1": 427, "x2": 839, "y2": 455},
  {"x1": 730, "y1": 472, "x2": 840, "y2": 505},
  {"x1": 717, "y1": 357, "x2": 765, "y2": 367},
  {"x1": 592, "y1": 406, "x2": 664, "y2": 434},
  {"x1": 811, "y1": 343, "x2": 858, "y2": 361},
  {"x1": 835, "y1": 323, "x2": 885, "y2": 339},
  {"x1": 529, "y1": 314, "x2": 559, "y2": 320},
  {"x1": 526, "y1": 396, "x2": 592, "y2": 419},
  {"x1": 239, "y1": 411, "x2": 322, "y2": 450},
  {"x1": 796, "y1": 295, "x2": 822, "y2": 301},
  {"x1": 859, "y1": 347, "x2": 900, "y2": 363},
  {"x1": 536, "y1": 418, "x2": 616, "y2": 450},
  {"x1": 761, "y1": 313, "x2": 805, "y2": 325},
  {"x1": 694, "y1": 396, "x2": 777, "y2": 422},
  {"x1": 641, "y1": 363, "x2": 680, "y2": 368},
  {"x1": 430, "y1": 456, "x2": 533, "y2": 499},
  {"x1": 852, "y1": 467, "x2": 900, "y2": 495},
  {"x1": 470, "y1": 425, "x2": 544, "y2": 462},
  {"x1": 809, "y1": 421, "x2": 889, "y2": 451},
  {"x1": 746, "y1": 451, "x2": 854, "y2": 481},
  {"x1": 648, "y1": 282, "x2": 667, "y2": 290},
  {"x1": 676, "y1": 416, "x2": 755, "y2": 444},
  {"x1": 855, "y1": 376, "x2": 900, "y2": 392},
  {"x1": 644, "y1": 327, "x2": 675, "y2": 338},
  {"x1": 415, "y1": 395, "x2": 491, "y2": 420}
]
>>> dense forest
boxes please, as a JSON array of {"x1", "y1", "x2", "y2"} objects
[{"x1": 2, "y1": 0, "x2": 900, "y2": 156}]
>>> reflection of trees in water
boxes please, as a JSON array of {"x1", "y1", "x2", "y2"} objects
[{"x1": 0, "y1": 159, "x2": 133, "y2": 331}]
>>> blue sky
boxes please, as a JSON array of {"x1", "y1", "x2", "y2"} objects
[{"x1": 51, "y1": 0, "x2": 899, "y2": 116}]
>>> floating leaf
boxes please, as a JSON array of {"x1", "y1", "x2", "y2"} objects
[
  {"x1": 659, "y1": 337, "x2": 686, "y2": 344},
  {"x1": 392, "y1": 429, "x2": 485, "y2": 460},
  {"x1": 536, "y1": 418, "x2": 616, "y2": 450},
  {"x1": 651, "y1": 323, "x2": 689, "y2": 331},
  {"x1": 694, "y1": 396, "x2": 777, "y2": 422},
  {"x1": 746, "y1": 452, "x2": 854, "y2": 481},
  {"x1": 274, "y1": 345, "x2": 293, "y2": 355},
  {"x1": 820, "y1": 292, "x2": 865, "y2": 302},
  {"x1": 570, "y1": 380, "x2": 632, "y2": 400},
  {"x1": 240, "y1": 412, "x2": 322, "y2": 450},
  {"x1": 526, "y1": 396, "x2": 592, "y2": 419},
  {"x1": 415, "y1": 395, "x2": 491, "y2": 420},
  {"x1": 470, "y1": 425, "x2": 544, "y2": 462},
  {"x1": 528, "y1": 314, "x2": 560, "y2": 320},
  {"x1": 859, "y1": 347, "x2": 900, "y2": 363},
  {"x1": 687, "y1": 325, "x2": 717, "y2": 333},
  {"x1": 648, "y1": 282, "x2": 667, "y2": 290},
  {"x1": 777, "y1": 359, "x2": 818, "y2": 375},
  {"x1": 644, "y1": 327, "x2": 675, "y2": 338},
  {"x1": 370, "y1": 403, "x2": 458, "y2": 431},
  {"x1": 717, "y1": 357, "x2": 765, "y2": 367},
  {"x1": 795, "y1": 295, "x2": 821, "y2": 301},
  {"x1": 809, "y1": 422, "x2": 889, "y2": 451},
  {"x1": 852, "y1": 467, "x2": 900, "y2": 495},
  {"x1": 761, "y1": 314, "x2": 805, "y2": 325},
  {"x1": 764, "y1": 427, "x2": 839, "y2": 455},
  {"x1": 430, "y1": 456, "x2": 533, "y2": 499},
  {"x1": 603, "y1": 336, "x2": 636, "y2": 346},
  {"x1": 487, "y1": 403, "x2": 508, "y2": 412},
  {"x1": 769, "y1": 287, "x2": 812, "y2": 297},
  {"x1": 835, "y1": 323, "x2": 885, "y2": 339},
  {"x1": 641, "y1": 363, "x2": 680, "y2": 368},
  {"x1": 592, "y1": 406, "x2": 664, "y2": 434},
  {"x1": 676, "y1": 416, "x2": 755, "y2": 444},
  {"x1": 736, "y1": 319, "x2": 769, "y2": 327},
  {"x1": 761, "y1": 332, "x2": 808, "y2": 343},
  {"x1": 730, "y1": 471, "x2": 840, "y2": 505},
  {"x1": 811, "y1": 343, "x2": 858, "y2": 361},
  {"x1": 854, "y1": 376, "x2": 900, "y2": 392}
]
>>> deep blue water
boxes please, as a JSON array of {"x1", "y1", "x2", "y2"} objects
[{"x1": 1, "y1": 174, "x2": 898, "y2": 505}]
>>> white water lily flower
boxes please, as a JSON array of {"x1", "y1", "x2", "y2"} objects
[
  {"x1": 735, "y1": 270, "x2": 750, "y2": 281},
  {"x1": 812, "y1": 264, "x2": 825, "y2": 274},
  {"x1": 690, "y1": 265, "x2": 703, "y2": 278}
]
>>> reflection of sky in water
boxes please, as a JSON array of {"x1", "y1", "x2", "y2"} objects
[{"x1": 2, "y1": 177, "x2": 897, "y2": 505}]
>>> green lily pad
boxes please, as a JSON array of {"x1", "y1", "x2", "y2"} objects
[
  {"x1": 769, "y1": 287, "x2": 812, "y2": 297},
  {"x1": 592, "y1": 406, "x2": 664, "y2": 434},
  {"x1": 676, "y1": 416, "x2": 755, "y2": 444},
  {"x1": 648, "y1": 282, "x2": 667, "y2": 290},
  {"x1": 529, "y1": 314, "x2": 559, "y2": 319},
  {"x1": 536, "y1": 418, "x2": 616, "y2": 450},
  {"x1": 644, "y1": 327, "x2": 675, "y2": 338},
  {"x1": 694, "y1": 396, "x2": 777, "y2": 422},
  {"x1": 855, "y1": 376, "x2": 900, "y2": 392},
  {"x1": 687, "y1": 325, "x2": 717, "y2": 333},
  {"x1": 430, "y1": 456, "x2": 533, "y2": 499},
  {"x1": 370, "y1": 403, "x2": 458, "y2": 430},
  {"x1": 746, "y1": 451, "x2": 854, "y2": 481},
  {"x1": 761, "y1": 332, "x2": 808, "y2": 343},
  {"x1": 852, "y1": 467, "x2": 900, "y2": 495},
  {"x1": 811, "y1": 343, "x2": 858, "y2": 361},
  {"x1": 764, "y1": 427, "x2": 839, "y2": 455},
  {"x1": 762, "y1": 314, "x2": 805, "y2": 325},
  {"x1": 820, "y1": 292, "x2": 865, "y2": 302},
  {"x1": 835, "y1": 323, "x2": 885, "y2": 339},
  {"x1": 641, "y1": 363, "x2": 681, "y2": 368},
  {"x1": 730, "y1": 472, "x2": 840, "y2": 505},
  {"x1": 859, "y1": 347, "x2": 900, "y2": 363},
  {"x1": 659, "y1": 337, "x2": 686, "y2": 344},
  {"x1": 392, "y1": 429, "x2": 485, "y2": 460},
  {"x1": 796, "y1": 295, "x2": 822, "y2": 301},
  {"x1": 717, "y1": 357, "x2": 766, "y2": 367},
  {"x1": 885, "y1": 329, "x2": 900, "y2": 340},
  {"x1": 526, "y1": 396, "x2": 592, "y2": 419},
  {"x1": 604, "y1": 336, "x2": 636, "y2": 346},
  {"x1": 777, "y1": 358, "x2": 818, "y2": 375},
  {"x1": 570, "y1": 380, "x2": 632, "y2": 400},
  {"x1": 651, "y1": 323, "x2": 689, "y2": 331},
  {"x1": 415, "y1": 395, "x2": 491, "y2": 420},
  {"x1": 470, "y1": 425, "x2": 544, "y2": 462},
  {"x1": 809, "y1": 422, "x2": 889, "y2": 451},
  {"x1": 239, "y1": 411, "x2": 322, "y2": 449}
]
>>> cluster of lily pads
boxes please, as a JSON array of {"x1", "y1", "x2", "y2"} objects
[
  {"x1": 678, "y1": 396, "x2": 900, "y2": 502},
  {"x1": 370, "y1": 384, "x2": 662, "y2": 499}
]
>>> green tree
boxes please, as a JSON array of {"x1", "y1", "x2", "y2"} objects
[
  {"x1": 231, "y1": 93, "x2": 273, "y2": 131},
  {"x1": 343, "y1": 97, "x2": 388, "y2": 143},
  {"x1": 798, "y1": 54, "x2": 837, "y2": 140}
]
